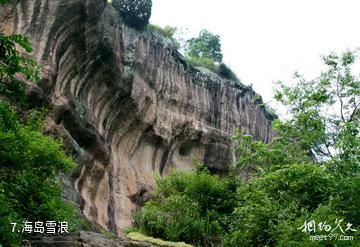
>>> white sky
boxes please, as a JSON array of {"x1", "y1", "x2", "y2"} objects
[{"x1": 150, "y1": 0, "x2": 360, "y2": 111}]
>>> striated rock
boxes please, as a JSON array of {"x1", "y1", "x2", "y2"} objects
[{"x1": 0, "y1": 0, "x2": 276, "y2": 235}]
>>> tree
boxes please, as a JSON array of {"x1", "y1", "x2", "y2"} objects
[
  {"x1": 226, "y1": 50, "x2": 360, "y2": 246},
  {"x1": 186, "y1": 29, "x2": 223, "y2": 63},
  {"x1": 274, "y1": 50, "x2": 360, "y2": 175},
  {"x1": 233, "y1": 50, "x2": 360, "y2": 176},
  {"x1": 112, "y1": 0, "x2": 152, "y2": 30},
  {"x1": 0, "y1": 34, "x2": 40, "y2": 103}
]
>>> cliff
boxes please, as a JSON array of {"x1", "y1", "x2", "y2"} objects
[{"x1": 0, "y1": 0, "x2": 275, "y2": 235}]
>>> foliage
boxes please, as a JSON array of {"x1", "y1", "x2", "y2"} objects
[
  {"x1": 233, "y1": 128, "x2": 310, "y2": 174},
  {"x1": 0, "y1": 102, "x2": 78, "y2": 246},
  {"x1": 147, "y1": 24, "x2": 177, "y2": 40},
  {"x1": 0, "y1": 33, "x2": 40, "y2": 105},
  {"x1": 0, "y1": 190, "x2": 20, "y2": 246},
  {"x1": 275, "y1": 204, "x2": 360, "y2": 247},
  {"x1": 0, "y1": 34, "x2": 40, "y2": 81},
  {"x1": 233, "y1": 51, "x2": 360, "y2": 175},
  {"x1": 274, "y1": 50, "x2": 360, "y2": 175},
  {"x1": 0, "y1": 0, "x2": 11, "y2": 5},
  {"x1": 185, "y1": 58, "x2": 239, "y2": 81},
  {"x1": 185, "y1": 56, "x2": 217, "y2": 71},
  {"x1": 147, "y1": 24, "x2": 180, "y2": 49},
  {"x1": 225, "y1": 50, "x2": 360, "y2": 246},
  {"x1": 185, "y1": 30, "x2": 223, "y2": 63},
  {"x1": 112, "y1": 0, "x2": 152, "y2": 30},
  {"x1": 183, "y1": 30, "x2": 239, "y2": 80},
  {"x1": 223, "y1": 164, "x2": 335, "y2": 246},
  {"x1": 217, "y1": 63, "x2": 238, "y2": 81},
  {"x1": 133, "y1": 168, "x2": 239, "y2": 246}
]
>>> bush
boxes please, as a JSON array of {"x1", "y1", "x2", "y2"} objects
[
  {"x1": 112, "y1": 0, "x2": 152, "y2": 30},
  {"x1": 133, "y1": 169, "x2": 238, "y2": 246},
  {"x1": 133, "y1": 163, "x2": 359, "y2": 246},
  {"x1": 147, "y1": 24, "x2": 177, "y2": 40},
  {"x1": 217, "y1": 63, "x2": 238, "y2": 81},
  {"x1": 185, "y1": 56, "x2": 217, "y2": 72},
  {"x1": 222, "y1": 164, "x2": 357, "y2": 247},
  {"x1": 275, "y1": 204, "x2": 360, "y2": 247},
  {"x1": 185, "y1": 57, "x2": 238, "y2": 81}
]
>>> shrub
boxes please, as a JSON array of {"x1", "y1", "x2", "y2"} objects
[
  {"x1": 217, "y1": 63, "x2": 238, "y2": 80},
  {"x1": 112, "y1": 0, "x2": 152, "y2": 30},
  {"x1": 147, "y1": 24, "x2": 177, "y2": 40},
  {"x1": 275, "y1": 204, "x2": 360, "y2": 247},
  {"x1": 133, "y1": 169, "x2": 238, "y2": 246},
  {"x1": 185, "y1": 56, "x2": 217, "y2": 72},
  {"x1": 185, "y1": 57, "x2": 238, "y2": 81},
  {"x1": 222, "y1": 164, "x2": 354, "y2": 247}
]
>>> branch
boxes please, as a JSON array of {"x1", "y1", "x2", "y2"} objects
[
  {"x1": 350, "y1": 101, "x2": 360, "y2": 122},
  {"x1": 335, "y1": 72, "x2": 346, "y2": 122},
  {"x1": 313, "y1": 144, "x2": 333, "y2": 159}
]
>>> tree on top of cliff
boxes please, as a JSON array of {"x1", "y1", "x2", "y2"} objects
[
  {"x1": 186, "y1": 29, "x2": 223, "y2": 63},
  {"x1": 112, "y1": 0, "x2": 152, "y2": 30},
  {"x1": 184, "y1": 30, "x2": 239, "y2": 80}
]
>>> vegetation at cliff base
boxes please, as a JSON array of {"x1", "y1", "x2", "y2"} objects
[
  {"x1": 132, "y1": 50, "x2": 360, "y2": 246},
  {"x1": 0, "y1": 103, "x2": 79, "y2": 246},
  {"x1": 132, "y1": 167, "x2": 239, "y2": 246}
]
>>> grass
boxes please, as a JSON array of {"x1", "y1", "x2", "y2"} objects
[
  {"x1": 185, "y1": 57, "x2": 239, "y2": 81},
  {"x1": 126, "y1": 232, "x2": 193, "y2": 247},
  {"x1": 185, "y1": 56, "x2": 217, "y2": 71},
  {"x1": 147, "y1": 24, "x2": 177, "y2": 40}
]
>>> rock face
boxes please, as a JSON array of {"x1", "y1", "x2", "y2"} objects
[{"x1": 0, "y1": 0, "x2": 275, "y2": 235}]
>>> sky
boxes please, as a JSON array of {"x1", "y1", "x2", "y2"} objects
[{"x1": 150, "y1": 0, "x2": 360, "y2": 111}]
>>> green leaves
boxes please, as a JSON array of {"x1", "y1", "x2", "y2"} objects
[
  {"x1": 186, "y1": 30, "x2": 223, "y2": 63},
  {"x1": 273, "y1": 50, "x2": 360, "y2": 174},
  {"x1": 0, "y1": 102, "x2": 78, "y2": 244},
  {"x1": 226, "y1": 50, "x2": 360, "y2": 246},
  {"x1": 7, "y1": 34, "x2": 33, "y2": 53},
  {"x1": 112, "y1": 0, "x2": 152, "y2": 30},
  {"x1": 0, "y1": 34, "x2": 40, "y2": 81},
  {"x1": 0, "y1": 0, "x2": 11, "y2": 4},
  {"x1": 133, "y1": 169, "x2": 238, "y2": 246}
]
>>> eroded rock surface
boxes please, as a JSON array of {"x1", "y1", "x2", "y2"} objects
[{"x1": 1, "y1": 0, "x2": 276, "y2": 235}]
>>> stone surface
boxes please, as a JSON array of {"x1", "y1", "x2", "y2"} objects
[
  {"x1": 23, "y1": 231, "x2": 155, "y2": 246},
  {"x1": 1, "y1": 0, "x2": 276, "y2": 235}
]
